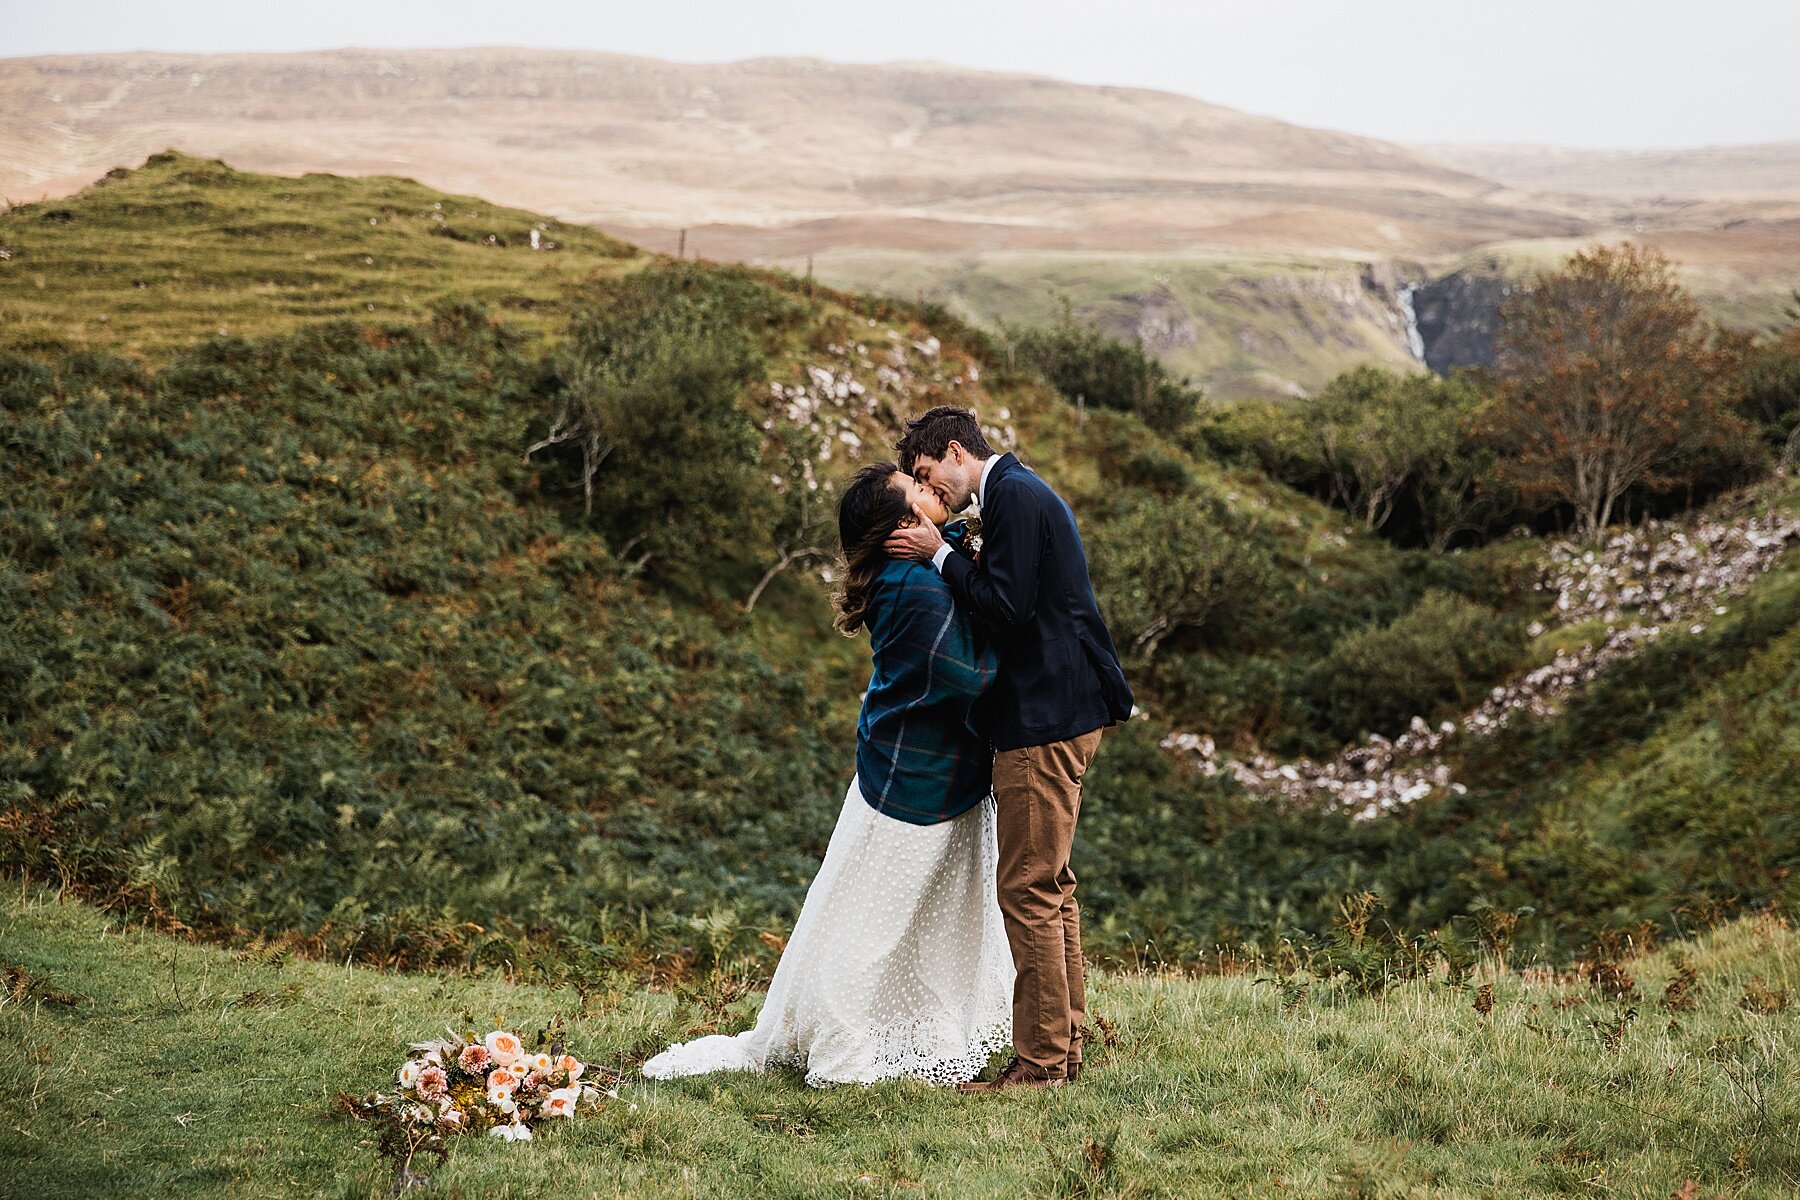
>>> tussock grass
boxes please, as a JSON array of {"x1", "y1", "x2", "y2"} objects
[
  {"x1": 0, "y1": 150, "x2": 640, "y2": 362},
  {"x1": 4, "y1": 886, "x2": 1795, "y2": 1199}
]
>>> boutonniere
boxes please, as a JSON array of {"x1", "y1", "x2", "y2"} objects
[{"x1": 948, "y1": 516, "x2": 983, "y2": 563}]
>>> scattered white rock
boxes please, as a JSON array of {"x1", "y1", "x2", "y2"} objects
[{"x1": 1162, "y1": 497, "x2": 1800, "y2": 819}]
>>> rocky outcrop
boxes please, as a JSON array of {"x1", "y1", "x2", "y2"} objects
[
  {"x1": 1412, "y1": 261, "x2": 1515, "y2": 374},
  {"x1": 1126, "y1": 287, "x2": 1199, "y2": 354}
]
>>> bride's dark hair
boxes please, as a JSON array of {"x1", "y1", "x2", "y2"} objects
[{"x1": 834, "y1": 461, "x2": 913, "y2": 635}]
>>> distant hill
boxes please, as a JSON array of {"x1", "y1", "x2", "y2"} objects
[
  {"x1": 1416, "y1": 139, "x2": 1800, "y2": 199},
  {"x1": 0, "y1": 47, "x2": 1537, "y2": 256},
  {"x1": 5, "y1": 48, "x2": 1797, "y2": 397}
]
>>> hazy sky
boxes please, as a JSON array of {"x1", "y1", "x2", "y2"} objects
[{"x1": 6, "y1": 0, "x2": 1798, "y2": 149}]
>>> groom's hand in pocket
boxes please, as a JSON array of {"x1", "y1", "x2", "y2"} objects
[{"x1": 885, "y1": 505, "x2": 946, "y2": 562}]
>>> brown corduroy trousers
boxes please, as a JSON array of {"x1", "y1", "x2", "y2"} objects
[{"x1": 991, "y1": 727, "x2": 1104, "y2": 1079}]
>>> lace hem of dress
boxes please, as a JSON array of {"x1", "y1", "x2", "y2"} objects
[
  {"x1": 784, "y1": 1015, "x2": 1012, "y2": 1088},
  {"x1": 644, "y1": 1015, "x2": 1012, "y2": 1089}
]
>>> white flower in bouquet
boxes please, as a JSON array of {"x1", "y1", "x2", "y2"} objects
[
  {"x1": 540, "y1": 1087, "x2": 579, "y2": 1119},
  {"x1": 397, "y1": 1060, "x2": 425, "y2": 1089},
  {"x1": 525, "y1": 1051, "x2": 555, "y2": 1073},
  {"x1": 556, "y1": 1055, "x2": 584, "y2": 1082},
  {"x1": 488, "y1": 1121, "x2": 533, "y2": 1142},
  {"x1": 487, "y1": 1090, "x2": 518, "y2": 1115}
]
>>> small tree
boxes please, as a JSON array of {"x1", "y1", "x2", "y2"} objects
[
  {"x1": 1488, "y1": 244, "x2": 1742, "y2": 542},
  {"x1": 1091, "y1": 494, "x2": 1275, "y2": 663},
  {"x1": 1404, "y1": 371, "x2": 1508, "y2": 551},
  {"x1": 1305, "y1": 367, "x2": 1466, "y2": 532},
  {"x1": 527, "y1": 269, "x2": 766, "y2": 578},
  {"x1": 744, "y1": 421, "x2": 837, "y2": 613}
]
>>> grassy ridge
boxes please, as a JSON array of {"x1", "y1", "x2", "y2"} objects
[
  {"x1": 806, "y1": 248, "x2": 1426, "y2": 402},
  {"x1": 4, "y1": 886, "x2": 1796, "y2": 1199},
  {"x1": 0, "y1": 150, "x2": 639, "y2": 362}
]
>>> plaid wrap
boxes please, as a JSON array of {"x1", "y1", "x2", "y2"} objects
[{"x1": 855, "y1": 557, "x2": 1000, "y2": 825}]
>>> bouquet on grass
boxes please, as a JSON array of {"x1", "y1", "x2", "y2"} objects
[{"x1": 341, "y1": 1019, "x2": 616, "y2": 1163}]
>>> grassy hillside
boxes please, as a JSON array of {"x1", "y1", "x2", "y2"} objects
[
  {"x1": 10, "y1": 53, "x2": 1796, "y2": 402},
  {"x1": 0, "y1": 149, "x2": 640, "y2": 362},
  {"x1": 1075, "y1": 502, "x2": 1800, "y2": 963},
  {"x1": 3, "y1": 153, "x2": 1472, "y2": 968},
  {"x1": 3, "y1": 150, "x2": 1797, "y2": 984},
  {"x1": 5, "y1": 886, "x2": 1797, "y2": 1199}
]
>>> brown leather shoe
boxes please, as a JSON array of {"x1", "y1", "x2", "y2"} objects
[{"x1": 957, "y1": 1058, "x2": 1066, "y2": 1094}]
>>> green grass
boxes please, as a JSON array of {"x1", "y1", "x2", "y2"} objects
[
  {"x1": 0, "y1": 150, "x2": 641, "y2": 362},
  {"x1": 5, "y1": 885, "x2": 1797, "y2": 1199}
]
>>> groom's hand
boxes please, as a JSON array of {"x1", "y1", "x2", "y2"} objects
[{"x1": 885, "y1": 506, "x2": 946, "y2": 562}]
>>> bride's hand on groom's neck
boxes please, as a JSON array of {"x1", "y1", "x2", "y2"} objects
[{"x1": 885, "y1": 505, "x2": 946, "y2": 562}]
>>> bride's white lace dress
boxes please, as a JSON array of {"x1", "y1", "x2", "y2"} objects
[{"x1": 642, "y1": 775, "x2": 1014, "y2": 1087}]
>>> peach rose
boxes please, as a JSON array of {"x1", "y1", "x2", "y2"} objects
[
  {"x1": 484, "y1": 1030, "x2": 524, "y2": 1064},
  {"x1": 486, "y1": 1067, "x2": 519, "y2": 1093}
]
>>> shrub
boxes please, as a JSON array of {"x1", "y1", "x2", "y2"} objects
[
  {"x1": 1090, "y1": 493, "x2": 1278, "y2": 663},
  {"x1": 526, "y1": 266, "x2": 772, "y2": 580},
  {"x1": 1488, "y1": 243, "x2": 1746, "y2": 542},
  {"x1": 1309, "y1": 589, "x2": 1523, "y2": 742},
  {"x1": 1010, "y1": 306, "x2": 1199, "y2": 433}
]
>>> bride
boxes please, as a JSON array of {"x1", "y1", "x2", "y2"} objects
[{"x1": 642, "y1": 462, "x2": 1014, "y2": 1087}]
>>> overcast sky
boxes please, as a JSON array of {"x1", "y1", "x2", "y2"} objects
[{"x1": 5, "y1": 0, "x2": 1797, "y2": 149}]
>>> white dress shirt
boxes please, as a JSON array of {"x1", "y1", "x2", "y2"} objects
[{"x1": 931, "y1": 454, "x2": 1001, "y2": 573}]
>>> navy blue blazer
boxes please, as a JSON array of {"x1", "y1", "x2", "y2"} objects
[{"x1": 939, "y1": 453, "x2": 1134, "y2": 750}]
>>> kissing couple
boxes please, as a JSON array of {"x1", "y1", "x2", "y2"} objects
[{"x1": 644, "y1": 405, "x2": 1133, "y2": 1091}]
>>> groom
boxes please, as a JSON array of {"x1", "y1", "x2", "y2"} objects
[{"x1": 886, "y1": 405, "x2": 1133, "y2": 1091}]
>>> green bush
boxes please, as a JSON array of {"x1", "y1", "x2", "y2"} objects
[
  {"x1": 1010, "y1": 307, "x2": 1199, "y2": 433},
  {"x1": 1091, "y1": 493, "x2": 1277, "y2": 663},
  {"x1": 1309, "y1": 589, "x2": 1523, "y2": 741},
  {"x1": 525, "y1": 264, "x2": 784, "y2": 583},
  {"x1": 1199, "y1": 367, "x2": 1513, "y2": 549}
]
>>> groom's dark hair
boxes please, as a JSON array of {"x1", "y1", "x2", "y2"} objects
[{"x1": 896, "y1": 406, "x2": 994, "y2": 475}]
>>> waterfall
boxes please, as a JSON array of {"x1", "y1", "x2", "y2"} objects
[{"x1": 1397, "y1": 282, "x2": 1427, "y2": 364}]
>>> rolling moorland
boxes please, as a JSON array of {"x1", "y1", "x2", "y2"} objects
[
  {"x1": 5, "y1": 49, "x2": 1800, "y2": 398},
  {"x1": 2, "y1": 153, "x2": 1798, "y2": 1196}
]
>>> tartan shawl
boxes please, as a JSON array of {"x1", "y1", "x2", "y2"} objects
[{"x1": 854, "y1": 556, "x2": 999, "y2": 825}]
